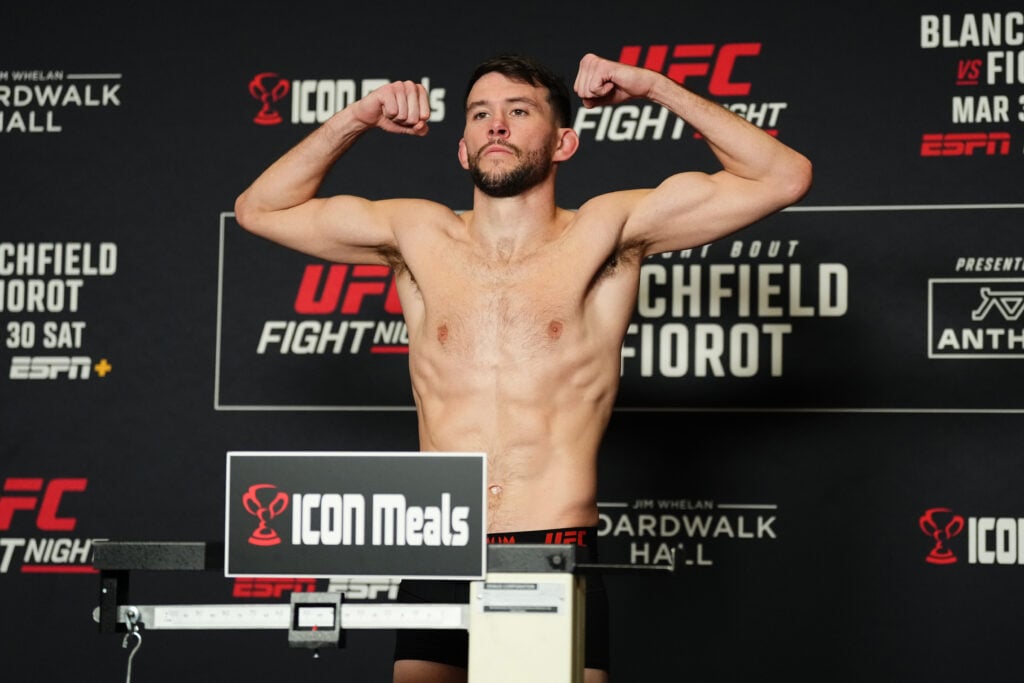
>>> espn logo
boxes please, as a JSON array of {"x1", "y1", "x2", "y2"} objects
[
  {"x1": 921, "y1": 132, "x2": 1011, "y2": 157},
  {"x1": 9, "y1": 356, "x2": 92, "y2": 380},
  {"x1": 233, "y1": 577, "x2": 318, "y2": 598}
]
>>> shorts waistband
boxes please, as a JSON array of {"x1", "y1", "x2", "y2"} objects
[{"x1": 487, "y1": 526, "x2": 596, "y2": 547}]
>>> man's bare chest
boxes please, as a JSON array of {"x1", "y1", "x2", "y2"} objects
[
  {"x1": 424, "y1": 253, "x2": 586, "y2": 349},
  {"x1": 395, "y1": 225, "x2": 644, "y2": 352}
]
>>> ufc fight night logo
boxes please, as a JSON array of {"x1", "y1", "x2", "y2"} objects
[
  {"x1": 575, "y1": 42, "x2": 789, "y2": 140},
  {"x1": 0, "y1": 477, "x2": 86, "y2": 531},
  {"x1": 256, "y1": 264, "x2": 408, "y2": 355},
  {"x1": 0, "y1": 476, "x2": 97, "y2": 574},
  {"x1": 619, "y1": 43, "x2": 761, "y2": 95}
]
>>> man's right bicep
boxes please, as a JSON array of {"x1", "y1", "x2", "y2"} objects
[
  {"x1": 239, "y1": 195, "x2": 396, "y2": 265},
  {"x1": 315, "y1": 195, "x2": 398, "y2": 263}
]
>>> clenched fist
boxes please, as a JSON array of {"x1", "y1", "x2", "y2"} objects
[
  {"x1": 352, "y1": 80, "x2": 431, "y2": 135},
  {"x1": 573, "y1": 53, "x2": 660, "y2": 109}
]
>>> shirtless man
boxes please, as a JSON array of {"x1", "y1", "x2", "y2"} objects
[{"x1": 235, "y1": 52, "x2": 811, "y2": 683}]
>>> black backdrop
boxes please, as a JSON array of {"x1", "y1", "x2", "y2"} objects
[{"x1": 3, "y1": 1, "x2": 1023, "y2": 681}]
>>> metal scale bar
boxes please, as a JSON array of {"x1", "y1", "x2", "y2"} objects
[
  {"x1": 95, "y1": 602, "x2": 468, "y2": 631},
  {"x1": 94, "y1": 540, "x2": 672, "y2": 682}
]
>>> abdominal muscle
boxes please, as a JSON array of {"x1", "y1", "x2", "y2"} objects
[
  {"x1": 409, "y1": 316, "x2": 617, "y2": 534},
  {"x1": 396, "y1": 207, "x2": 638, "y2": 535}
]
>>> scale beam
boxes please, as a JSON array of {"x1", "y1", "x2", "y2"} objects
[{"x1": 93, "y1": 602, "x2": 468, "y2": 631}]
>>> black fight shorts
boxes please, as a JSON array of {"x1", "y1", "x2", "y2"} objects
[{"x1": 393, "y1": 526, "x2": 610, "y2": 673}]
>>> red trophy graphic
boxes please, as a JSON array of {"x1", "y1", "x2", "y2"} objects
[
  {"x1": 243, "y1": 483, "x2": 290, "y2": 546},
  {"x1": 919, "y1": 507, "x2": 965, "y2": 565},
  {"x1": 249, "y1": 72, "x2": 290, "y2": 126}
]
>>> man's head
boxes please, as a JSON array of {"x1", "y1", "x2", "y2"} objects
[
  {"x1": 463, "y1": 54, "x2": 573, "y2": 128},
  {"x1": 459, "y1": 55, "x2": 579, "y2": 198}
]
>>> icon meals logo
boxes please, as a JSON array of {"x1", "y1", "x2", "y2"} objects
[
  {"x1": 920, "y1": 507, "x2": 965, "y2": 564},
  {"x1": 245, "y1": 73, "x2": 446, "y2": 127},
  {"x1": 249, "y1": 73, "x2": 290, "y2": 126},
  {"x1": 241, "y1": 484, "x2": 472, "y2": 548},
  {"x1": 242, "y1": 484, "x2": 289, "y2": 546},
  {"x1": 919, "y1": 507, "x2": 1024, "y2": 567}
]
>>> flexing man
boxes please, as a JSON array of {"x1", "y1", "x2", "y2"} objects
[{"x1": 235, "y1": 52, "x2": 811, "y2": 683}]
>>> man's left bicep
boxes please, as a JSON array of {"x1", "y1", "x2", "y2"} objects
[
  {"x1": 626, "y1": 171, "x2": 784, "y2": 256},
  {"x1": 622, "y1": 172, "x2": 719, "y2": 255}
]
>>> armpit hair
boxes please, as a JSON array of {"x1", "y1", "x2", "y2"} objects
[
  {"x1": 377, "y1": 244, "x2": 415, "y2": 285},
  {"x1": 589, "y1": 238, "x2": 647, "y2": 289}
]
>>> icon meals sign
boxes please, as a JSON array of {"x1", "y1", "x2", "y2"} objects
[{"x1": 225, "y1": 451, "x2": 486, "y2": 579}]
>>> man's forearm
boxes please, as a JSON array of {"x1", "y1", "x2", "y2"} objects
[
  {"x1": 237, "y1": 79, "x2": 430, "y2": 223},
  {"x1": 646, "y1": 74, "x2": 810, "y2": 186},
  {"x1": 236, "y1": 110, "x2": 371, "y2": 218}
]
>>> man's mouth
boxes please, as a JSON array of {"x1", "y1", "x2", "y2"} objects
[{"x1": 480, "y1": 141, "x2": 517, "y2": 158}]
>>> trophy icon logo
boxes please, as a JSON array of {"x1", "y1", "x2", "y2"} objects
[
  {"x1": 249, "y1": 72, "x2": 290, "y2": 126},
  {"x1": 242, "y1": 483, "x2": 290, "y2": 546},
  {"x1": 919, "y1": 507, "x2": 965, "y2": 565}
]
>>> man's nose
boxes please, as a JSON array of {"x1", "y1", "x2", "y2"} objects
[{"x1": 488, "y1": 117, "x2": 509, "y2": 138}]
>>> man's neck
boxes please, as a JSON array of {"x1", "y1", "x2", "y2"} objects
[{"x1": 467, "y1": 182, "x2": 562, "y2": 258}]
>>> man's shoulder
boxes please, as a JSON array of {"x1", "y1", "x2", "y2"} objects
[
  {"x1": 576, "y1": 188, "x2": 649, "y2": 218},
  {"x1": 382, "y1": 196, "x2": 458, "y2": 213},
  {"x1": 380, "y1": 197, "x2": 463, "y2": 227},
  {"x1": 563, "y1": 190, "x2": 648, "y2": 238},
  {"x1": 382, "y1": 198, "x2": 466, "y2": 250}
]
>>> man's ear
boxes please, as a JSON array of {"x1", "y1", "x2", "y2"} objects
[
  {"x1": 457, "y1": 138, "x2": 470, "y2": 170},
  {"x1": 552, "y1": 127, "x2": 580, "y2": 162}
]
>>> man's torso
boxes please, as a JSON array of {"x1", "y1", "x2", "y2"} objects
[{"x1": 388, "y1": 202, "x2": 644, "y2": 532}]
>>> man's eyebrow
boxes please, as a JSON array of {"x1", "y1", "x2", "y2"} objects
[{"x1": 466, "y1": 95, "x2": 542, "y2": 110}]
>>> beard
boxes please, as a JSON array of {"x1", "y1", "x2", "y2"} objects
[{"x1": 468, "y1": 142, "x2": 554, "y2": 198}]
